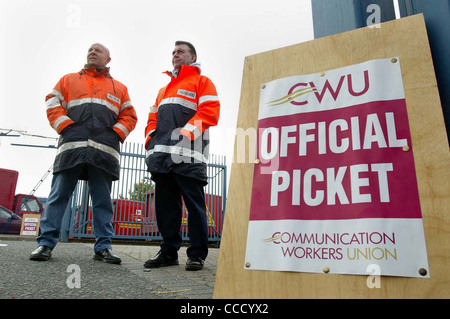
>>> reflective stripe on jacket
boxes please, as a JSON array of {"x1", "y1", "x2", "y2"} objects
[
  {"x1": 46, "y1": 66, "x2": 137, "y2": 180},
  {"x1": 145, "y1": 64, "x2": 220, "y2": 184}
]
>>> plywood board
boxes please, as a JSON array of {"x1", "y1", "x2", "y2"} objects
[{"x1": 214, "y1": 14, "x2": 450, "y2": 299}]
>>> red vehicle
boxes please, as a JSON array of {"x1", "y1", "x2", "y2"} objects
[
  {"x1": 112, "y1": 191, "x2": 223, "y2": 238},
  {"x1": 113, "y1": 197, "x2": 158, "y2": 237},
  {"x1": 76, "y1": 193, "x2": 159, "y2": 237},
  {"x1": 0, "y1": 168, "x2": 44, "y2": 217},
  {"x1": 0, "y1": 205, "x2": 22, "y2": 235}
]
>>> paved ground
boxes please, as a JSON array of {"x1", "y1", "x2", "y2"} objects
[
  {"x1": 0, "y1": 236, "x2": 218, "y2": 299},
  {"x1": 2, "y1": 236, "x2": 423, "y2": 317}
]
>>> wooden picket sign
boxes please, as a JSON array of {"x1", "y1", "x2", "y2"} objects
[
  {"x1": 214, "y1": 14, "x2": 450, "y2": 299},
  {"x1": 20, "y1": 214, "x2": 41, "y2": 236}
]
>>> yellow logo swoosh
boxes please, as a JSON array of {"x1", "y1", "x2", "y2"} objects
[
  {"x1": 263, "y1": 234, "x2": 282, "y2": 242},
  {"x1": 267, "y1": 86, "x2": 317, "y2": 106}
]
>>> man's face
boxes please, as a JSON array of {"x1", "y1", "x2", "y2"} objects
[
  {"x1": 172, "y1": 44, "x2": 195, "y2": 70},
  {"x1": 86, "y1": 44, "x2": 111, "y2": 69}
]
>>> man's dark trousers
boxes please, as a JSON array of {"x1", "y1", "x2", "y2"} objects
[{"x1": 153, "y1": 172, "x2": 208, "y2": 260}]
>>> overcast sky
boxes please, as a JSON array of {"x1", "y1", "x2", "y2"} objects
[{"x1": 0, "y1": 0, "x2": 315, "y2": 197}]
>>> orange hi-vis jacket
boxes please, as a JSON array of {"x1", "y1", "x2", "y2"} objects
[
  {"x1": 46, "y1": 66, "x2": 137, "y2": 180},
  {"x1": 145, "y1": 64, "x2": 220, "y2": 184}
]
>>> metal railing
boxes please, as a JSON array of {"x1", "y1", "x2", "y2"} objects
[{"x1": 68, "y1": 142, "x2": 227, "y2": 243}]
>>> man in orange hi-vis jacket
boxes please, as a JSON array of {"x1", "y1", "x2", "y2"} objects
[
  {"x1": 30, "y1": 43, "x2": 137, "y2": 264},
  {"x1": 144, "y1": 41, "x2": 220, "y2": 271}
]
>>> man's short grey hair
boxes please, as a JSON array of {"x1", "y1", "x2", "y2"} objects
[{"x1": 175, "y1": 40, "x2": 197, "y2": 62}]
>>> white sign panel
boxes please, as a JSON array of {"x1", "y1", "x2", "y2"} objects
[{"x1": 245, "y1": 58, "x2": 429, "y2": 278}]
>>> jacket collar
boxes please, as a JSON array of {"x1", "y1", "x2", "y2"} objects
[
  {"x1": 165, "y1": 63, "x2": 201, "y2": 79},
  {"x1": 82, "y1": 65, "x2": 111, "y2": 77}
]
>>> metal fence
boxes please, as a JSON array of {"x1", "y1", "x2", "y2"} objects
[{"x1": 68, "y1": 142, "x2": 227, "y2": 244}]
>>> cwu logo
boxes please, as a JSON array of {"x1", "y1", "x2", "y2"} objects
[{"x1": 267, "y1": 70, "x2": 370, "y2": 106}]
